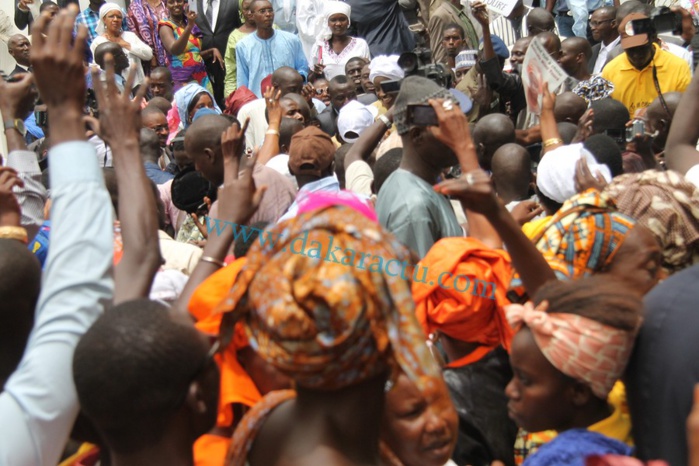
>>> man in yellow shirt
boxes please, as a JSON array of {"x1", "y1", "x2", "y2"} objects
[{"x1": 602, "y1": 12, "x2": 691, "y2": 117}]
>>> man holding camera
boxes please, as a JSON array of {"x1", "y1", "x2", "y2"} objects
[{"x1": 602, "y1": 12, "x2": 691, "y2": 117}]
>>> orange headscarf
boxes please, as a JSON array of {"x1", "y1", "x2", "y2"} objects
[{"x1": 413, "y1": 237, "x2": 515, "y2": 367}]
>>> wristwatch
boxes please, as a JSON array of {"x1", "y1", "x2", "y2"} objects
[
  {"x1": 3, "y1": 119, "x2": 26, "y2": 137},
  {"x1": 378, "y1": 114, "x2": 392, "y2": 129}
]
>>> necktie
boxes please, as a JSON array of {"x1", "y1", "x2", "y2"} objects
[{"x1": 205, "y1": 0, "x2": 214, "y2": 27}]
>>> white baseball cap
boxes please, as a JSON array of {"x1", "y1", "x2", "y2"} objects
[{"x1": 337, "y1": 100, "x2": 380, "y2": 143}]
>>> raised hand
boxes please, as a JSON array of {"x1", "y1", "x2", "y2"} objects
[
  {"x1": 0, "y1": 73, "x2": 37, "y2": 122},
  {"x1": 427, "y1": 98, "x2": 479, "y2": 172},
  {"x1": 434, "y1": 169, "x2": 501, "y2": 216},
  {"x1": 542, "y1": 82, "x2": 555, "y2": 115},
  {"x1": 574, "y1": 155, "x2": 608, "y2": 193},
  {"x1": 263, "y1": 87, "x2": 283, "y2": 127},
  {"x1": 0, "y1": 167, "x2": 24, "y2": 228},
  {"x1": 90, "y1": 56, "x2": 149, "y2": 148},
  {"x1": 572, "y1": 108, "x2": 594, "y2": 143},
  {"x1": 472, "y1": 1, "x2": 490, "y2": 26},
  {"x1": 30, "y1": 6, "x2": 86, "y2": 112},
  {"x1": 511, "y1": 200, "x2": 544, "y2": 225},
  {"x1": 219, "y1": 123, "x2": 266, "y2": 225}
]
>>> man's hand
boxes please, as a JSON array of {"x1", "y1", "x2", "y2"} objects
[
  {"x1": 0, "y1": 73, "x2": 36, "y2": 121},
  {"x1": 90, "y1": 56, "x2": 149, "y2": 149},
  {"x1": 30, "y1": 6, "x2": 86, "y2": 112},
  {"x1": 427, "y1": 98, "x2": 479, "y2": 171},
  {"x1": 434, "y1": 169, "x2": 501, "y2": 216},
  {"x1": 264, "y1": 87, "x2": 283, "y2": 127},
  {"x1": 218, "y1": 135, "x2": 266, "y2": 225},
  {"x1": 542, "y1": 82, "x2": 555, "y2": 114},
  {"x1": 212, "y1": 48, "x2": 225, "y2": 69},
  {"x1": 0, "y1": 167, "x2": 23, "y2": 228},
  {"x1": 574, "y1": 156, "x2": 607, "y2": 193},
  {"x1": 221, "y1": 117, "x2": 250, "y2": 184},
  {"x1": 511, "y1": 200, "x2": 544, "y2": 225},
  {"x1": 301, "y1": 82, "x2": 316, "y2": 106},
  {"x1": 472, "y1": 1, "x2": 490, "y2": 26}
]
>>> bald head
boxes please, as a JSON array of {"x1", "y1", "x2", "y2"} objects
[
  {"x1": 534, "y1": 31, "x2": 561, "y2": 57},
  {"x1": 560, "y1": 37, "x2": 592, "y2": 78},
  {"x1": 185, "y1": 115, "x2": 235, "y2": 186},
  {"x1": 0, "y1": 239, "x2": 41, "y2": 386},
  {"x1": 8, "y1": 34, "x2": 30, "y2": 66},
  {"x1": 491, "y1": 143, "x2": 532, "y2": 203},
  {"x1": 472, "y1": 114, "x2": 516, "y2": 171},
  {"x1": 554, "y1": 92, "x2": 587, "y2": 123},
  {"x1": 140, "y1": 128, "x2": 161, "y2": 164},
  {"x1": 527, "y1": 8, "x2": 555, "y2": 36},
  {"x1": 272, "y1": 67, "x2": 304, "y2": 96}
]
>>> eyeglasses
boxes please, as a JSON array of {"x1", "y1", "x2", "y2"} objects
[{"x1": 589, "y1": 19, "x2": 613, "y2": 27}]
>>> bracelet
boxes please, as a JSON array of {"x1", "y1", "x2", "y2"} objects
[
  {"x1": 265, "y1": 129, "x2": 280, "y2": 136},
  {"x1": 542, "y1": 138, "x2": 563, "y2": 149},
  {"x1": 377, "y1": 114, "x2": 392, "y2": 129},
  {"x1": 200, "y1": 256, "x2": 226, "y2": 268},
  {"x1": 0, "y1": 226, "x2": 28, "y2": 244}
]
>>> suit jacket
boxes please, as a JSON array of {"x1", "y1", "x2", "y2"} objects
[
  {"x1": 195, "y1": 0, "x2": 242, "y2": 56},
  {"x1": 317, "y1": 107, "x2": 338, "y2": 137},
  {"x1": 10, "y1": 64, "x2": 29, "y2": 76},
  {"x1": 588, "y1": 42, "x2": 601, "y2": 74},
  {"x1": 14, "y1": 0, "x2": 78, "y2": 30}
]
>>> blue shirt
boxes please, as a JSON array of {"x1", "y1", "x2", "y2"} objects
[
  {"x1": 144, "y1": 162, "x2": 176, "y2": 185},
  {"x1": 0, "y1": 141, "x2": 114, "y2": 465},
  {"x1": 560, "y1": 0, "x2": 603, "y2": 38},
  {"x1": 236, "y1": 30, "x2": 309, "y2": 98},
  {"x1": 271, "y1": 0, "x2": 297, "y2": 33}
]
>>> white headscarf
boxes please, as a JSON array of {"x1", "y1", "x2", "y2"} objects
[
  {"x1": 537, "y1": 143, "x2": 613, "y2": 204},
  {"x1": 315, "y1": 1, "x2": 351, "y2": 44},
  {"x1": 96, "y1": 3, "x2": 123, "y2": 35},
  {"x1": 368, "y1": 55, "x2": 405, "y2": 83}
]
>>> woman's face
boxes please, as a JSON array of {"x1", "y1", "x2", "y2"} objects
[
  {"x1": 328, "y1": 13, "x2": 349, "y2": 37},
  {"x1": 166, "y1": 0, "x2": 185, "y2": 17},
  {"x1": 374, "y1": 77, "x2": 396, "y2": 110},
  {"x1": 104, "y1": 10, "x2": 123, "y2": 35},
  {"x1": 382, "y1": 373, "x2": 458, "y2": 466},
  {"x1": 188, "y1": 93, "x2": 214, "y2": 122},
  {"x1": 505, "y1": 327, "x2": 577, "y2": 433},
  {"x1": 242, "y1": 0, "x2": 254, "y2": 23}
]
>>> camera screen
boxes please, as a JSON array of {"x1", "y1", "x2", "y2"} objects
[
  {"x1": 631, "y1": 18, "x2": 653, "y2": 36},
  {"x1": 380, "y1": 80, "x2": 401, "y2": 94},
  {"x1": 408, "y1": 105, "x2": 439, "y2": 127}
]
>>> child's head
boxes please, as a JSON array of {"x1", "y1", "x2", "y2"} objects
[{"x1": 505, "y1": 276, "x2": 642, "y2": 433}]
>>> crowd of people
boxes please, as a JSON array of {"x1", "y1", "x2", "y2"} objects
[{"x1": 4, "y1": 0, "x2": 699, "y2": 465}]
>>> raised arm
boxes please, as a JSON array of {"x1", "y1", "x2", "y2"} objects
[
  {"x1": 0, "y1": 9, "x2": 114, "y2": 465},
  {"x1": 159, "y1": 11, "x2": 196, "y2": 57},
  {"x1": 665, "y1": 68, "x2": 699, "y2": 175},
  {"x1": 91, "y1": 57, "x2": 160, "y2": 304},
  {"x1": 175, "y1": 122, "x2": 266, "y2": 315},
  {"x1": 257, "y1": 87, "x2": 282, "y2": 166},
  {"x1": 0, "y1": 73, "x2": 47, "y2": 241},
  {"x1": 344, "y1": 108, "x2": 393, "y2": 169},
  {"x1": 431, "y1": 99, "x2": 556, "y2": 297}
]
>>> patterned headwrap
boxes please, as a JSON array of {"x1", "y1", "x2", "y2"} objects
[
  {"x1": 603, "y1": 170, "x2": 699, "y2": 274},
  {"x1": 506, "y1": 301, "x2": 639, "y2": 399},
  {"x1": 532, "y1": 189, "x2": 636, "y2": 280},
  {"x1": 214, "y1": 205, "x2": 442, "y2": 393},
  {"x1": 413, "y1": 238, "x2": 514, "y2": 367}
]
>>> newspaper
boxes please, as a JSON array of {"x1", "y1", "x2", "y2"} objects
[{"x1": 521, "y1": 38, "x2": 567, "y2": 115}]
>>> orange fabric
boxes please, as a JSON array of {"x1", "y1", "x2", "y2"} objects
[
  {"x1": 194, "y1": 434, "x2": 232, "y2": 466},
  {"x1": 413, "y1": 237, "x2": 515, "y2": 365},
  {"x1": 189, "y1": 258, "x2": 262, "y2": 429}
]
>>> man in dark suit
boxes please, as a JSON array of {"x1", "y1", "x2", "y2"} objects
[
  {"x1": 8, "y1": 34, "x2": 31, "y2": 76},
  {"x1": 195, "y1": 0, "x2": 242, "y2": 107},
  {"x1": 588, "y1": 6, "x2": 619, "y2": 74},
  {"x1": 317, "y1": 75, "x2": 357, "y2": 138}
]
